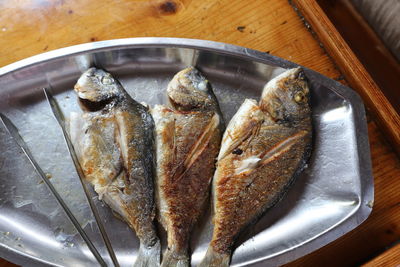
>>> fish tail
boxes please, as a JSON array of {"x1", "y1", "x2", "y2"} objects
[
  {"x1": 133, "y1": 239, "x2": 161, "y2": 267},
  {"x1": 198, "y1": 246, "x2": 230, "y2": 267},
  {"x1": 161, "y1": 249, "x2": 190, "y2": 267}
]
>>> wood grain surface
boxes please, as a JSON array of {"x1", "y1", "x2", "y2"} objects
[
  {"x1": 0, "y1": 0, "x2": 399, "y2": 266},
  {"x1": 0, "y1": 0, "x2": 338, "y2": 76},
  {"x1": 362, "y1": 242, "x2": 400, "y2": 267}
]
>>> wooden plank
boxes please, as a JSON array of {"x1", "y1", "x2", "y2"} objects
[
  {"x1": 291, "y1": 0, "x2": 400, "y2": 156},
  {"x1": 362, "y1": 242, "x2": 400, "y2": 267},
  {"x1": 0, "y1": 0, "x2": 340, "y2": 79},
  {"x1": 317, "y1": 0, "x2": 400, "y2": 113},
  {"x1": 0, "y1": 259, "x2": 17, "y2": 267}
]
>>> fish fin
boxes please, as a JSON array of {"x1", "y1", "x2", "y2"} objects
[
  {"x1": 234, "y1": 130, "x2": 308, "y2": 177},
  {"x1": 152, "y1": 106, "x2": 176, "y2": 228},
  {"x1": 183, "y1": 113, "x2": 220, "y2": 166},
  {"x1": 134, "y1": 240, "x2": 161, "y2": 267},
  {"x1": 198, "y1": 246, "x2": 230, "y2": 267},
  {"x1": 171, "y1": 113, "x2": 220, "y2": 184},
  {"x1": 161, "y1": 249, "x2": 189, "y2": 267},
  {"x1": 218, "y1": 99, "x2": 264, "y2": 161},
  {"x1": 259, "y1": 130, "x2": 309, "y2": 166}
]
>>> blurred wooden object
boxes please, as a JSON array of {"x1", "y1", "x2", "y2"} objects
[
  {"x1": 292, "y1": 0, "x2": 400, "y2": 157},
  {"x1": 0, "y1": 260, "x2": 16, "y2": 267},
  {"x1": 350, "y1": 0, "x2": 400, "y2": 62},
  {"x1": 0, "y1": 0, "x2": 399, "y2": 266},
  {"x1": 318, "y1": 0, "x2": 400, "y2": 114}
]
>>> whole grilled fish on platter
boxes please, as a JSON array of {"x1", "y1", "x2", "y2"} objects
[
  {"x1": 199, "y1": 68, "x2": 313, "y2": 267},
  {"x1": 151, "y1": 67, "x2": 224, "y2": 267},
  {"x1": 0, "y1": 39, "x2": 374, "y2": 267},
  {"x1": 69, "y1": 68, "x2": 161, "y2": 267}
]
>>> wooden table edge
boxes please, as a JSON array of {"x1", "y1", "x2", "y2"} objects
[{"x1": 291, "y1": 0, "x2": 400, "y2": 155}]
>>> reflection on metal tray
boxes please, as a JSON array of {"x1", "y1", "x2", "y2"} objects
[{"x1": 0, "y1": 38, "x2": 373, "y2": 267}]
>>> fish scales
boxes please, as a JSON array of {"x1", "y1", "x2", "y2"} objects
[
  {"x1": 70, "y1": 68, "x2": 161, "y2": 266},
  {"x1": 157, "y1": 111, "x2": 217, "y2": 242},
  {"x1": 200, "y1": 68, "x2": 312, "y2": 266},
  {"x1": 152, "y1": 67, "x2": 224, "y2": 267}
]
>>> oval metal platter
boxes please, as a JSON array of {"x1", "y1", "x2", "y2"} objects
[{"x1": 0, "y1": 38, "x2": 373, "y2": 267}]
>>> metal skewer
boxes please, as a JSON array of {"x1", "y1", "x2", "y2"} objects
[
  {"x1": 43, "y1": 88, "x2": 120, "y2": 267},
  {"x1": 0, "y1": 113, "x2": 107, "y2": 267}
]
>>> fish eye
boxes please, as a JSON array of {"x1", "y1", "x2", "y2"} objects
[
  {"x1": 294, "y1": 91, "x2": 305, "y2": 103},
  {"x1": 101, "y1": 76, "x2": 113, "y2": 85},
  {"x1": 197, "y1": 80, "x2": 208, "y2": 91}
]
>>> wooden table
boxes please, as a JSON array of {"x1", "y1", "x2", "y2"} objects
[{"x1": 0, "y1": 0, "x2": 399, "y2": 266}]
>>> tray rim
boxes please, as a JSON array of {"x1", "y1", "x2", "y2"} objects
[{"x1": 0, "y1": 37, "x2": 374, "y2": 266}]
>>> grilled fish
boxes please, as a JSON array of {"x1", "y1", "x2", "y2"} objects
[
  {"x1": 69, "y1": 68, "x2": 160, "y2": 267},
  {"x1": 151, "y1": 67, "x2": 224, "y2": 267},
  {"x1": 199, "y1": 68, "x2": 312, "y2": 266}
]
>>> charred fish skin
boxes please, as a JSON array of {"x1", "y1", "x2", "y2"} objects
[
  {"x1": 70, "y1": 68, "x2": 161, "y2": 267},
  {"x1": 199, "y1": 68, "x2": 312, "y2": 267},
  {"x1": 152, "y1": 67, "x2": 224, "y2": 267}
]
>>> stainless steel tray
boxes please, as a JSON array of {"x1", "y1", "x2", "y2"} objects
[{"x1": 0, "y1": 38, "x2": 373, "y2": 267}]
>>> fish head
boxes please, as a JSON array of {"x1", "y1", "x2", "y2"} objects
[
  {"x1": 167, "y1": 67, "x2": 217, "y2": 111},
  {"x1": 74, "y1": 68, "x2": 121, "y2": 103},
  {"x1": 260, "y1": 68, "x2": 311, "y2": 124}
]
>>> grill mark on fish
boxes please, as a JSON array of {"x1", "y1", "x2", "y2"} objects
[
  {"x1": 183, "y1": 114, "x2": 219, "y2": 168},
  {"x1": 173, "y1": 114, "x2": 220, "y2": 183},
  {"x1": 234, "y1": 130, "x2": 307, "y2": 176},
  {"x1": 259, "y1": 130, "x2": 308, "y2": 166},
  {"x1": 152, "y1": 67, "x2": 224, "y2": 267}
]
